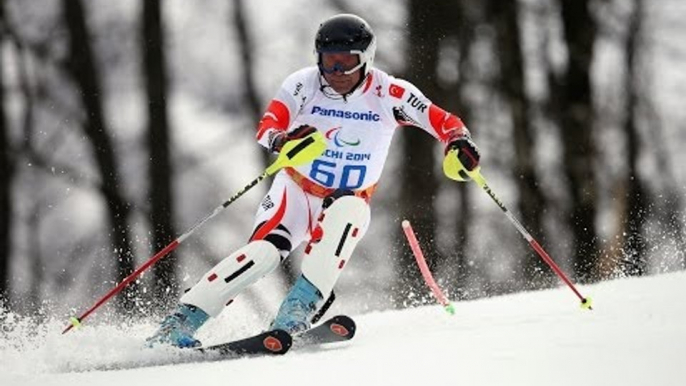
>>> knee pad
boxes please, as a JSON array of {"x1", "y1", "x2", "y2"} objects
[
  {"x1": 180, "y1": 240, "x2": 280, "y2": 317},
  {"x1": 322, "y1": 189, "x2": 355, "y2": 210},
  {"x1": 250, "y1": 223, "x2": 293, "y2": 259},
  {"x1": 301, "y1": 196, "x2": 370, "y2": 297}
]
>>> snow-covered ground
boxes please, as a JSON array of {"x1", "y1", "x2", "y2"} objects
[{"x1": 2, "y1": 272, "x2": 685, "y2": 386}]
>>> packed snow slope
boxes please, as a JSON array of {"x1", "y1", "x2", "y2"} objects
[{"x1": 2, "y1": 271, "x2": 685, "y2": 386}]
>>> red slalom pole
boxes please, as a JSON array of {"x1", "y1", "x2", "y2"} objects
[{"x1": 402, "y1": 220, "x2": 455, "y2": 315}]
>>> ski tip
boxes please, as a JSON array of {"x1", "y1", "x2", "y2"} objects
[
  {"x1": 199, "y1": 329, "x2": 293, "y2": 357},
  {"x1": 328, "y1": 315, "x2": 356, "y2": 340},
  {"x1": 265, "y1": 329, "x2": 293, "y2": 354}
]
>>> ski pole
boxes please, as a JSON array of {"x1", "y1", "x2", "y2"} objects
[
  {"x1": 402, "y1": 220, "x2": 455, "y2": 315},
  {"x1": 444, "y1": 149, "x2": 592, "y2": 310},
  {"x1": 62, "y1": 132, "x2": 327, "y2": 334}
]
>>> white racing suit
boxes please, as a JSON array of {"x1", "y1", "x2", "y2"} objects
[{"x1": 180, "y1": 66, "x2": 469, "y2": 328}]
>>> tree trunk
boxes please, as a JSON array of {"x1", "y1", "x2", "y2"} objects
[
  {"x1": 437, "y1": 1, "x2": 477, "y2": 301},
  {"x1": 142, "y1": 0, "x2": 178, "y2": 311},
  {"x1": 232, "y1": 0, "x2": 268, "y2": 176},
  {"x1": 489, "y1": 0, "x2": 550, "y2": 287},
  {"x1": 230, "y1": 0, "x2": 294, "y2": 284},
  {"x1": 232, "y1": 0, "x2": 263, "y2": 129},
  {"x1": 0, "y1": 1, "x2": 12, "y2": 303},
  {"x1": 230, "y1": 0, "x2": 293, "y2": 303},
  {"x1": 393, "y1": 0, "x2": 454, "y2": 307},
  {"x1": 621, "y1": 0, "x2": 649, "y2": 276},
  {"x1": 62, "y1": 0, "x2": 138, "y2": 315},
  {"x1": 556, "y1": 0, "x2": 600, "y2": 282}
]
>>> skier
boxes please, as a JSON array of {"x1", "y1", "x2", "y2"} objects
[{"x1": 147, "y1": 14, "x2": 481, "y2": 348}]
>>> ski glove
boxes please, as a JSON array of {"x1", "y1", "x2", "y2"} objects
[
  {"x1": 446, "y1": 134, "x2": 481, "y2": 171},
  {"x1": 269, "y1": 125, "x2": 318, "y2": 153}
]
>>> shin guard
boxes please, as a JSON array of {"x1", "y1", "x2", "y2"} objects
[
  {"x1": 301, "y1": 196, "x2": 370, "y2": 297},
  {"x1": 181, "y1": 240, "x2": 280, "y2": 317}
]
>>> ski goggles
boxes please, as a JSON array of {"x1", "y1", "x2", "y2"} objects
[{"x1": 318, "y1": 51, "x2": 364, "y2": 75}]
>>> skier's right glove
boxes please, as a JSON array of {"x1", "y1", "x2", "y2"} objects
[{"x1": 268, "y1": 125, "x2": 318, "y2": 153}]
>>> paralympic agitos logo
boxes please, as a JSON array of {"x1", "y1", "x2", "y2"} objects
[{"x1": 325, "y1": 127, "x2": 361, "y2": 147}]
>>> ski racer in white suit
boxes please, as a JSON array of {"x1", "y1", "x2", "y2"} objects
[{"x1": 148, "y1": 14, "x2": 481, "y2": 348}]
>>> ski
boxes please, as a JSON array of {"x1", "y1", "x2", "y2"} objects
[
  {"x1": 84, "y1": 315, "x2": 356, "y2": 371},
  {"x1": 196, "y1": 314, "x2": 356, "y2": 358},
  {"x1": 295, "y1": 314, "x2": 356, "y2": 346},
  {"x1": 198, "y1": 329, "x2": 292, "y2": 357}
]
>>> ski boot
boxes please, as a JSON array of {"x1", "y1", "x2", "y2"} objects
[
  {"x1": 146, "y1": 303, "x2": 209, "y2": 348},
  {"x1": 271, "y1": 275, "x2": 323, "y2": 335}
]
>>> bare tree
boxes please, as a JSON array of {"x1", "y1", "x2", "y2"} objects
[
  {"x1": 424, "y1": 0, "x2": 481, "y2": 300},
  {"x1": 637, "y1": 10, "x2": 686, "y2": 271},
  {"x1": 620, "y1": 0, "x2": 649, "y2": 276},
  {"x1": 16, "y1": 19, "x2": 42, "y2": 314},
  {"x1": 394, "y1": 0, "x2": 463, "y2": 306},
  {"x1": 232, "y1": 0, "x2": 263, "y2": 131},
  {"x1": 232, "y1": 0, "x2": 274, "y2": 178},
  {"x1": 0, "y1": 0, "x2": 12, "y2": 302},
  {"x1": 231, "y1": 0, "x2": 290, "y2": 259},
  {"x1": 62, "y1": 0, "x2": 138, "y2": 314},
  {"x1": 551, "y1": 0, "x2": 600, "y2": 282},
  {"x1": 142, "y1": 0, "x2": 178, "y2": 310},
  {"x1": 231, "y1": 0, "x2": 294, "y2": 311},
  {"x1": 489, "y1": 0, "x2": 551, "y2": 287}
]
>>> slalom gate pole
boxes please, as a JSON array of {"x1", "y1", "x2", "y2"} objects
[
  {"x1": 62, "y1": 132, "x2": 327, "y2": 334},
  {"x1": 443, "y1": 149, "x2": 592, "y2": 310},
  {"x1": 402, "y1": 220, "x2": 455, "y2": 315}
]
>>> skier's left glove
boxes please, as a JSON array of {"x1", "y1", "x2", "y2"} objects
[
  {"x1": 446, "y1": 134, "x2": 481, "y2": 171},
  {"x1": 268, "y1": 125, "x2": 318, "y2": 153}
]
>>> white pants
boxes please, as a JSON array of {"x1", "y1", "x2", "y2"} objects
[
  {"x1": 180, "y1": 170, "x2": 371, "y2": 317},
  {"x1": 249, "y1": 171, "x2": 370, "y2": 257}
]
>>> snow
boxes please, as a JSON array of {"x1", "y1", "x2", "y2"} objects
[{"x1": 2, "y1": 272, "x2": 685, "y2": 386}]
